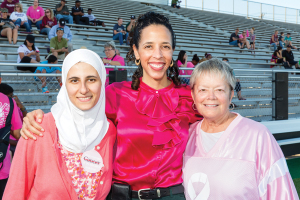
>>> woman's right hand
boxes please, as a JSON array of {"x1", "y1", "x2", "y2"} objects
[{"x1": 21, "y1": 109, "x2": 45, "y2": 140}]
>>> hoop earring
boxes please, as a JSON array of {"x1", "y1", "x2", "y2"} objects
[
  {"x1": 192, "y1": 103, "x2": 197, "y2": 111},
  {"x1": 135, "y1": 59, "x2": 141, "y2": 66},
  {"x1": 170, "y1": 60, "x2": 173, "y2": 67},
  {"x1": 229, "y1": 102, "x2": 235, "y2": 111}
]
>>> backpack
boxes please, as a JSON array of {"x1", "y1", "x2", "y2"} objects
[{"x1": 0, "y1": 97, "x2": 14, "y2": 168}]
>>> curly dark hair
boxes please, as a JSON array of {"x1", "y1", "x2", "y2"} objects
[{"x1": 126, "y1": 12, "x2": 180, "y2": 90}]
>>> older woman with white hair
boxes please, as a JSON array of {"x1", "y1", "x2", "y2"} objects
[
  {"x1": 102, "y1": 41, "x2": 125, "y2": 86},
  {"x1": 182, "y1": 58, "x2": 298, "y2": 200}
]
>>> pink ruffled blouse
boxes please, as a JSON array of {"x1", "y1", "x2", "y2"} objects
[{"x1": 105, "y1": 79, "x2": 202, "y2": 191}]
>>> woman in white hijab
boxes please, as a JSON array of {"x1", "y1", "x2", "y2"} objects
[{"x1": 3, "y1": 49, "x2": 117, "y2": 200}]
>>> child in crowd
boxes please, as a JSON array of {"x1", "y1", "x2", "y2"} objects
[
  {"x1": 285, "y1": 33, "x2": 299, "y2": 51},
  {"x1": 278, "y1": 32, "x2": 285, "y2": 48},
  {"x1": 34, "y1": 55, "x2": 62, "y2": 93},
  {"x1": 249, "y1": 27, "x2": 256, "y2": 50}
]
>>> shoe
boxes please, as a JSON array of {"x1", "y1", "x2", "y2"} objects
[{"x1": 42, "y1": 86, "x2": 49, "y2": 93}]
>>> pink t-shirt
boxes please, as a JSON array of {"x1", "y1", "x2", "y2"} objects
[
  {"x1": 186, "y1": 62, "x2": 194, "y2": 75},
  {"x1": 177, "y1": 60, "x2": 186, "y2": 75},
  {"x1": 104, "y1": 55, "x2": 125, "y2": 87},
  {"x1": 239, "y1": 34, "x2": 246, "y2": 40},
  {"x1": 26, "y1": 6, "x2": 44, "y2": 20},
  {"x1": 0, "y1": 93, "x2": 22, "y2": 180}
]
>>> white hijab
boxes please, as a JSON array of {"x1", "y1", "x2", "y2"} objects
[{"x1": 51, "y1": 49, "x2": 109, "y2": 153}]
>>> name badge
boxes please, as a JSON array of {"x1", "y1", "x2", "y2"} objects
[{"x1": 81, "y1": 149, "x2": 104, "y2": 173}]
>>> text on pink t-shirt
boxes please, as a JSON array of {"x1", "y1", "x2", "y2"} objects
[
  {"x1": 0, "y1": 93, "x2": 22, "y2": 179},
  {"x1": 26, "y1": 6, "x2": 44, "y2": 20}
]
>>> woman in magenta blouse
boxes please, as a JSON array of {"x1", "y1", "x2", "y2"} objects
[{"x1": 20, "y1": 12, "x2": 201, "y2": 200}]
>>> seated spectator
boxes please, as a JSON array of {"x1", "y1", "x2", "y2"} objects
[
  {"x1": 270, "y1": 46, "x2": 283, "y2": 68},
  {"x1": 40, "y1": 8, "x2": 57, "y2": 38},
  {"x1": 49, "y1": 19, "x2": 73, "y2": 52},
  {"x1": 115, "y1": 49, "x2": 120, "y2": 56},
  {"x1": 113, "y1": 17, "x2": 128, "y2": 45},
  {"x1": 239, "y1": 30, "x2": 250, "y2": 49},
  {"x1": 0, "y1": 0, "x2": 18, "y2": 17},
  {"x1": 171, "y1": 0, "x2": 181, "y2": 8},
  {"x1": 190, "y1": 54, "x2": 200, "y2": 67},
  {"x1": 0, "y1": 83, "x2": 25, "y2": 160},
  {"x1": 102, "y1": 41, "x2": 125, "y2": 86},
  {"x1": 26, "y1": 0, "x2": 44, "y2": 30},
  {"x1": 10, "y1": 3, "x2": 31, "y2": 33},
  {"x1": 16, "y1": 34, "x2": 40, "y2": 72},
  {"x1": 126, "y1": 15, "x2": 136, "y2": 33},
  {"x1": 270, "y1": 30, "x2": 279, "y2": 51},
  {"x1": 48, "y1": 27, "x2": 68, "y2": 60},
  {"x1": 222, "y1": 58, "x2": 246, "y2": 100},
  {"x1": 176, "y1": 50, "x2": 188, "y2": 76},
  {"x1": 55, "y1": 0, "x2": 73, "y2": 24},
  {"x1": 34, "y1": 55, "x2": 61, "y2": 93},
  {"x1": 0, "y1": 8, "x2": 18, "y2": 44},
  {"x1": 84, "y1": 8, "x2": 105, "y2": 27},
  {"x1": 229, "y1": 28, "x2": 241, "y2": 48},
  {"x1": 279, "y1": 32, "x2": 285, "y2": 48},
  {"x1": 283, "y1": 45, "x2": 299, "y2": 69},
  {"x1": 284, "y1": 33, "x2": 299, "y2": 51},
  {"x1": 205, "y1": 52, "x2": 212, "y2": 60},
  {"x1": 0, "y1": 89, "x2": 21, "y2": 199},
  {"x1": 249, "y1": 27, "x2": 256, "y2": 50},
  {"x1": 71, "y1": 0, "x2": 89, "y2": 25}
]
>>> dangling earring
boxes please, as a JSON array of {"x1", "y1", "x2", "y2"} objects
[
  {"x1": 135, "y1": 59, "x2": 141, "y2": 66},
  {"x1": 170, "y1": 60, "x2": 174, "y2": 67},
  {"x1": 192, "y1": 103, "x2": 197, "y2": 111},
  {"x1": 229, "y1": 102, "x2": 235, "y2": 111}
]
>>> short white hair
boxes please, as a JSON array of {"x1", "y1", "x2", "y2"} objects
[
  {"x1": 104, "y1": 41, "x2": 116, "y2": 50},
  {"x1": 190, "y1": 58, "x2": 236, "y2": 91}
]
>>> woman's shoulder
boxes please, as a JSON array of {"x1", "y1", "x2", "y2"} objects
[
  {"x1": 236, "y1": 115, "x2": 272, "y2": 138},
  {"x1": 174, "y1": 84, "x2": 192, "y2": 96}
]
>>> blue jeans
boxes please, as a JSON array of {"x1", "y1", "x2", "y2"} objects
[
  {"x1": 56, "y1": 14, "x2": 73, "y2": 24},
  {"x1": 279, "y1": 41, "x2": 284, "y2": 48},
  {"x1": 270, "y1": 43, "x2": 277, "y2": 51},
  {"x1": 40, "y1": 28, "x2": 51, "y2": 37},
  {"x1": 14, "y1": 18, "x2": 31, "y2": 32},
  {"x1": 28, "y1": 20, "x2": 42, "y2": 30},
  {"x1": 113, "y1": 32, "x2": 128, "y2": 45},
  {"x1": 229, "y1": 40, "x2": 239, "y2": 46}
]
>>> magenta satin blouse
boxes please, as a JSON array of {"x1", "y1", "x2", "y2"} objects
[{"x1": 105, "y1": 79, "x2": 202, "y2": 191}]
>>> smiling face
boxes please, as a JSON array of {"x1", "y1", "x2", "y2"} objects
[
  {"x1": 66, "y1": 62, "x2": 101, "y2": 111},
  {"x1": 133, "y1": 24, "x2": 173, "y2": 83},
  {"x1": 191, "y1": 72, "x2": 234, "y2": 121},
  {"x1": 104, "y1": 46, "x2": 115, "y2": 58},
  {"x1": 33, "y1": 0, "x2": 38, "y2": 6},
  {"x1": 45, "y1": 9, "x2": 51, "y2": 17}
]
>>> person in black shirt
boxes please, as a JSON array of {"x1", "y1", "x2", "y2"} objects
[
  {"x1": 113, "y1": 17, "x2": 128, "y2": 45},
  {"x1": 229, "y1": 28, "x2": 241, "y2": 48},
  {"x1": 0, "y1": 8, "x2": 18, "y2": 44},
  {"x1": 282, "y1": 45, "x2": 299, "y2": 69},
  {"x1": 71, "y1": 0, "x2": 89, "y2": 25},
  {"x1": 278, "y1": 32, "x2": 284, "y2": 49}
]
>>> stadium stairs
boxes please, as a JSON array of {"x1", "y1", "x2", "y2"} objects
[{"x1": 0, "y1": 0, "x2": 300, "y2": 121}]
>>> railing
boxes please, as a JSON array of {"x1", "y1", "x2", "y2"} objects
[{"x1": 168, "y1": 0, "x2": 300, "y2": 25}]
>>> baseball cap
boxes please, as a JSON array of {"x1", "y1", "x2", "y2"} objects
[
  {"x1": 130, "y1": 15, "x2": 136, "y2": 19},
  {"x1": 287, "y1": 45, "x2": 292, "y2": 48},
  {"x1": 1, "y1": 8, "x2": 8, "y2": 13},
  {"x1": 26, "y1": 34, "x2": 35, "y2": 43},
  {"x1": 59, "y1": 18, "x2": 66, "y2": 26}
]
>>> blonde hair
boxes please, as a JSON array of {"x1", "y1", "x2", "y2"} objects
[
  {"x1": 45, "y1": 8, "x2": 54, "y2": 20},
  {"x1": 14, "y1": 3, "x2": 23, "y2": 12}
]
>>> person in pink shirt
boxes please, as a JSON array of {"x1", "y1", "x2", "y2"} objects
[
  {"x1": 101, "y1": 41, "x2": 125, "y2": 86},
  {"x1": 239, "y1": 30, "x2": 250, "y2": 49},
  {"x1": 0, "y1": 84, "x2": 21, "y2": 198},
  {"x1": 19, "y1": 12, "x2": 202, "y2": 200},
  {"x1": 26, "y1": 0, "x2": 44, "y2": 30},
  {"x1": 176, "y1": 50, "x2": 187, "y2": 76},
  {"x1": 3, "y1": 49, "x2": 117, "y2": 200},
  {"x1": 182, "y1": 58, "x2": 299, "y2": 200}
]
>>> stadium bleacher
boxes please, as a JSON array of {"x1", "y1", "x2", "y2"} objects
[{"x1": 0, "y1": 0, "x2": 300, "y2": 121}]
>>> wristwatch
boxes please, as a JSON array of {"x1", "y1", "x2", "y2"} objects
[{"x1": 109, "y1": 60, "x2": 112, "y2": 64}]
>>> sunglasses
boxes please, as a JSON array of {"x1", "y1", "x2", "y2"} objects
[
  {"x1": 45, "y1": 11, "x2": 50, "y2": 13},
  {"x1": 15, "y1": 6, "x2": 19, "y2": 7},
  {"x1": 57, "y1": 27, "x2": 64, "y2": 31},
  {"x1": 103, "y1": 49, "x2": 113, "y2": 52}
]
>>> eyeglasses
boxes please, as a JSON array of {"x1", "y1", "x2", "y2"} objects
[
  {"x1": 103, "y1": 49, "x2": 113, "y2": 52},
  {"x1": 15, "y1": 6, "x2": 19, "y2": 7}
]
